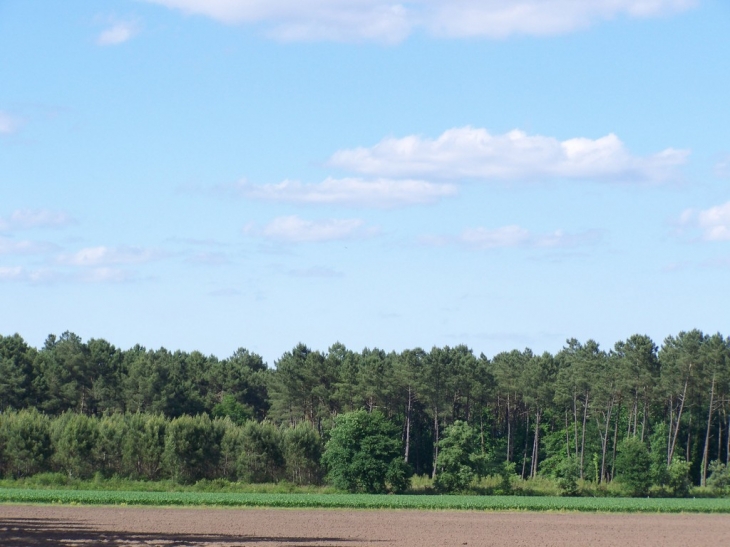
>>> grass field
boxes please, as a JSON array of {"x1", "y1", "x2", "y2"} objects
[{"x1": 2, "y1": 488, "x2": 730, "y2": 513}]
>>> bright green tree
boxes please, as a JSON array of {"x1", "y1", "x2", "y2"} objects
[{"x1": 322, "y1": 410, "x2": 411, "y2": 493}]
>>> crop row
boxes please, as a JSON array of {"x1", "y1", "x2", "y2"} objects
[{"x1": 1, "y1": 488, "x2": 730, "y2": 513}]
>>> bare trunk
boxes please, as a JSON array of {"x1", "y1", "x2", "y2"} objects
[
  {"x1": 610, "y1": 406, "x2": 620, "y2": 482},
  {"x1": 600, "y1": 397, "x2": 614, "y2": 483},
  {"x1": 580, "y1": 392, "x2": 589, "y2": 479},
  {"x1": 431, "y1": 407, "x2": 439, "y2": 478},
  {"x1": 521, "y1": 412, "x2": 530, "y2": 479},
  {"x1": 669, "y1": 372, "x2": 690, "y2": 464},
  {"x1": 640, "y1": 394, "x2": 648, "y2": 442},
  {"x1": 404, "y1": 385, "x2": 412, "y2": 463},
  {"x1": 531, "y1": 409, "x2": 541, "y2": 478},
  {"x1": 506, "y1": 393, "x2": 511, "y2": 462},
  {"x1": 701, "y1": 373, "x2": 716, "y2": 487},
  {"x1": 565, "y1": 410, "x2": 571, "y2": 458},
  {"x1": 572, "y1": 392, "x2": 579, "y2": 459}
]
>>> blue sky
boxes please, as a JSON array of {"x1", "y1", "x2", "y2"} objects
[{"x1": 1, "y1": 0, "x2": 729, "y2": 364}]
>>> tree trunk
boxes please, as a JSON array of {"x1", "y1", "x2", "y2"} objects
[
  {"x1": 580, "y1": 392, "x2": 589, "y2": 479},
  {"x1": 531, "y1": 409, "x2": 541, "y2": 478},
  {"x1": 506, "y1": 392, "x2": 511, "y2": 462},
  {"x1": 701, "y1": 373, "x2": 716, "y2": 487},
  {"x1": 431, "y1": 407, "x2": 439, "y2": 478},
  {"x1": 669, "y1": 371, "x2": 690, "y2": 464},
  {"x1": 404, "y1": 384, "x2": 412, "y2": 463},
  {"x1": 610, "y1": 406, "x2": 620, "y2": 482},
  {"x1": 565, "y1": 410, "x2": 571, "y2": 458},
  {"x1": 521, "y1": 412, "x2": 530, "y2": 479},
  {"x1": 600, "y1": 397, "x2": 614, "y2": 483}
]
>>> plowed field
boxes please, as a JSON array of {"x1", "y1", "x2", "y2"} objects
[{"x1": 1, "y1": 504, "x2": 729, "y2": 546}]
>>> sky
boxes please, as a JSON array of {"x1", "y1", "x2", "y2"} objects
[{"x1": 1, "y1": 0, "x2": 729, "y2": 365}]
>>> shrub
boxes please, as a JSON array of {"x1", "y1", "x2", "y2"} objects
[
  {"x1": 322, "y1": 410, "x2": 410, "y2": 493},
  {"x1": 667, "y1": 457, "x2": 692, "y2": 498},
  {"x1": 555, "y1": 455, "x2": 581, "y2": 497},
  {"x1": 615, "y1": 437, "x2": 652, "y2": 497},
  {"x1": 0, "y1": 409, "x2": 52, "y2": 478},
  {"x1": 237, "y1": 420, "x2": 285, "y2": 483},
  {"x1": 163, "y1": 414, "x2": 222, "y2": 483},
  {"x1": 433, "y1": 420, "x2": 489, "y2": 493},
  {"x1": 283, "y1": 422, "x2": 323, "y2": 485}
]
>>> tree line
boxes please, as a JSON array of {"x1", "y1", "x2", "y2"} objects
[{"x1": 1, "y1": 330, "x2": 729, "y2": 492}]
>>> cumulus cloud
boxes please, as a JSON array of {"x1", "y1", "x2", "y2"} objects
[
  {"x1": 143, "y1": 0, "x2": 696, "y2": 42},
  {"x1": 231, "y1": 177, "x2": 457, "y2": 208},
  {"x1": 56, "y1": 245, "x2": 165, "y2": 267},
  {"x1": 0, "y1": 209, "x2": 74, "y2": 231},
  {"x1": 426, "y1": 224, "x2": 599, "y2": 250},
  {"x1": 680, "y1": 201, "x2": 730, "y2": 242},
  {"x1": 97, "y1": 21, "x2": 138, "y2": 46},
  {"x1": 247, "y1": 215, "x2": 373, "y2": 242},
  {"x1": 0, "y1": 111, "x2": 22, "y2": 135},
  {"x1": 330, "y1": 127, "x2": 688, "y2": 184}
]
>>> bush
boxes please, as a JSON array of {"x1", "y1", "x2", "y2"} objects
[
  {"x1": 615, "y1": 437, "x2": 652, "y2": 497},
  {"x1": 0, "y1": 409, "x2": 52, "y2": 478},
  {"x1": 667, "y1": 457, "x2": 692, "y2": 498},
  {"x1": 283, "y1": 422, "x2": 323, "y2": 485},
  {"x1": 433, "y1": 420, "x2": 489, "y2": 493},
  {"x1": 237, "y1": 420, "x2": 285, "y2": 483},
  {"x1": 122, "y1": 413, "x2": 166, "y2": 480},
  {"x1": 555, "y1": 456, "x2": 580, "y2": 497},
  {"x1": 163, "y1": 414, "x2": 222, "y2": 483},
  {"x1": 707, "y1": 460, "x2": 730, "y2": 493},
  {"x1": 322, "y1": 410, "x2": 410, "y2": 493},
  {"x1": 51, "y1": 412, "x2": 99, "y2": 479}
]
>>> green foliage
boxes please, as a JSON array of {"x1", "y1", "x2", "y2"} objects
[
  {"x1": 555, "y1": 456, "x2": 581, "y2": 496},
  {"x1": 322, "y1": 410, "x2": 410, "y2": 493},
  {"x1": 212, "y1": 394, "x2": 252, "y2": 425},
  {"x1": 615, "y1": 437, "x2": 652, "y2": 497},
  {"x1": 282, "y1": 422, "x2": 323, "y2": 485},
  {"x1": 707, "y1": 460, "x2": 730, "y2": 493},
  {"x1": 51, "y1": 412, "x2": 99, "y2": 479},
  {"x1": 0, "y1": 409, "x2": 52, "y2": 478},
  {"x1": 667, "y1": 457, "x2": 692, "y2": 498},
  {"x1": 163, "y1": 414, "x2": 222, "y2": 484},
  {"x1": 433, "y1": 420, "x2": 489, "y2": 493},
  {"x1": 237, "y1": 420, "x2": 285, "y2": 483}
]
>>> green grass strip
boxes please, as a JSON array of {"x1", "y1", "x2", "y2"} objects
[{"x1": 2, "y1": 488, "x2": 730, "y2": 513}]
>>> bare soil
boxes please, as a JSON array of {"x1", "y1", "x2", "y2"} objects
[{"x1": 1, "y1": 504, "x2": 729, "y2": 547}]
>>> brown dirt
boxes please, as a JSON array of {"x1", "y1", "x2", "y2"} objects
[{"x1": 1, "y1": 504, "x2": 729, "y2": 547}]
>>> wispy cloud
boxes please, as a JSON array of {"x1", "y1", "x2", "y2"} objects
[
  {"x1": 246, "y1": 216, "x2": 374, "y2": 243},
  {"x1": 330, "y1": 127, "x2": 688, "y2": 184},
  {"x1": 680, "y1": 201, "x2": 730, "y2": 242},
  {"x1": 287, "y1": 266, "x2": 344, "y2": 278},
  {"x1": 0, "y1": 236, "x2": 57, "y2": 255},
  {"x1": 0, "y1": 209, "x2": 74, "y2": 231},
  {"x1": 143, "y1": 0, "x2": 696, "y2": 43},
  {"x1": 97, "y1": 21, "x2": 139, "y2": 46},
  {"x1": 56, "y1": 245, "x2": 166, "y2": 266},
  {"x1": 425, "y1": 225, "x2": 600, "y2": 250},
  {"x1": 0, "y1": 266, "x2": 59, "y2": 284},
  {"x1": 229, "y1": 177, "x2": 457, "y2": 208},
  {"x1": 715, "y1": 154, "x2": 730, "y2": 179},
  {"x1": 0, "y1": 111, "x2": 22, "y2": 135}
]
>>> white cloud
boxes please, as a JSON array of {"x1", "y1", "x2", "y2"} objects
[
  {"x1": 79, "y1": 267, "x2": 137, "y2": 283},
  {"x1": 681, "y1": 201, "x2": 730, "y2": 242},
  {"x1": 143, "y1": 0, "x2": 696, "y2": 42},
  {"x1": 0, "y1": 266, "x2": 60, "y2": 284},
  {"x1": 0, "y1": 236, "x2": 56, "y2": 255},
  {"x1": 232, "y1": 177, "x2": 457, "y2": 207},
  {"x1": 715, "y1": 155, "x2": 730, "y2": 179},
  {"x1": 426, "y1": 224, "x2": 599, "y2": 250},
  {"x1": 0, "y1": 209, "x2": 74, "y2": 231},
  {"x1": 97, "y1": 21, "x2": 138, "y2": 46},
  {"x1": 248, "y1": 215, "x2": 372, "y2": 242},
  {"x1": 56, "y1": 246, "x2": 164, "y2": 266},
  {"x1": 0, "y1": 111, "x2": 22, "y2": 135},
  {"x1": 330, "y1": 127, "x2": 688, "y2": 183}
]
